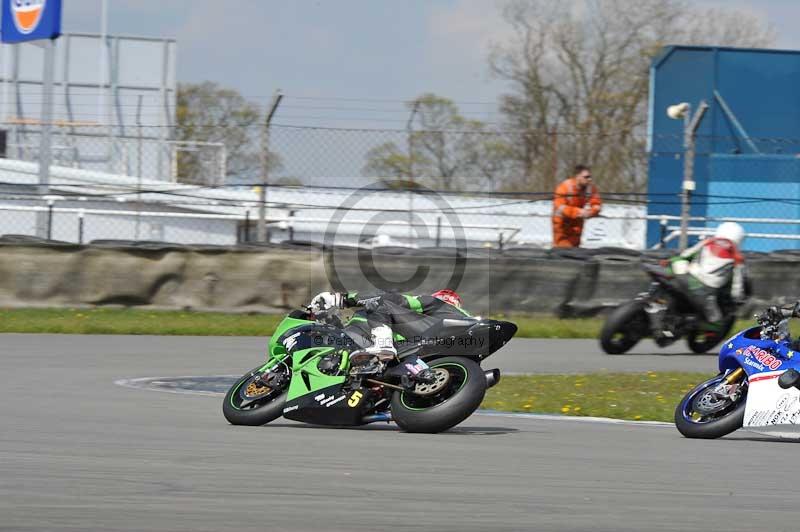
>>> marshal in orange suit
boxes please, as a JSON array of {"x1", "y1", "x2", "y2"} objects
[{"x1": 551, "y1": 165, "x2": 602, "y2": 248}]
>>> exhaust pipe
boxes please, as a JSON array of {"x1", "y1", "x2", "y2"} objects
[
  {"x1": 484, "y1": 368, "x2": 501, "y2": 389},
  {"x1": 362, "y1": 412, "x2": 392, "y2": 424}
]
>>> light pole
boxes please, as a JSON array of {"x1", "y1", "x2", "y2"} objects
[
  {"x1": 667, "y1": 100, "x2": 708, "y2": 251},
  {"x1": 406, "y1": 101, "x2": 420, "y2": 243}
]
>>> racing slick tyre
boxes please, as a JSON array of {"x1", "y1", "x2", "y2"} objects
[
  {"x1": 223, "y1": 366, "x2": 289, "y2": 426},
  {"x1": 599, "y1": 301, "x2": 649, "y2": 355},
  {"x1": 674, "y1": 373, "x2": 746, "y2": 439},
  {"x1": 686, "y1": 315, "x2": 736, "y2": 354},
  {"x1": 391, "y1": 356, "x2": 486, "y2": 434}
]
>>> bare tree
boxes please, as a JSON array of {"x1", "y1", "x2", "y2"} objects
[{"x1": 490, "y1": 0, "x2": 775, "y2": 194}]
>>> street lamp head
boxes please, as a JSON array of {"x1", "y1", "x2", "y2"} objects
[{"x1": 667, "y1": 102, "x2": 690, "y2": 120}]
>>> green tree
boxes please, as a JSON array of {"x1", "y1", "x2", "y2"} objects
[{"x1": 175, "y1": 82, "x2": 281, "y2": 185}]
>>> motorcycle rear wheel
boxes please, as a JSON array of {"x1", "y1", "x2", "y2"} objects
[
  {"x1": 674, "y1": 373, "x2": 746, "y2": 439},
  {"x1": 223, "y1": 365, "x2": 289, "y2": 426},
  {"x1": 599, "y1": 301, "x2": 649, "y2": 354},
  {"x1": 391, "y1": 356, "x2": 486, "y2": 433},
  {"x1": 686, "y1": 315, "x2": 736, "y2": 354}
]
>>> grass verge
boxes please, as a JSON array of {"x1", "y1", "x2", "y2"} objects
[
  {"x1": 0, "y1": 307, "x2": 756, "y2": 337},
  {"x1": 0, "y1": 308, "x2": 284, "y2": 336},
  {"x1": 482, "y1": 372, "x2": 710, "y2": 423}
]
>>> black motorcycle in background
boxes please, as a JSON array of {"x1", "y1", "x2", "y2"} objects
[{"x1": 599, "y1": 263, "x2": 744, "y2": 355}]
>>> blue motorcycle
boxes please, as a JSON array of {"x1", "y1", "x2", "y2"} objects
[{"x1": 675, "y1": 303, "x2": 800, "y2": 439}]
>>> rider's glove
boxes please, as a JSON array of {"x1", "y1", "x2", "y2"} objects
[{"x1": 310, "y1": 292, "x2": 343, "y2": 313}]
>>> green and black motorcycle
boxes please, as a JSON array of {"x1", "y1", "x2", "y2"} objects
[{"x1": 222, "y1": 306, "x2": 517, "y2": 433}]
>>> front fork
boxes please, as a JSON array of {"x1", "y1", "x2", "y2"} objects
[
  {"x1": 254, "y1": 354, "x2": 291, "y2": 387},
  {"x1": 710, "y1": 367, "x2": 746, "y2": 402},
  {"x1": 724, "y1": 367, "x2": 745, "y2": 384}
]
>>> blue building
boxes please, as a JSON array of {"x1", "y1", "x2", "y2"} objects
[{"x1": 648, "y1": 45, "x2": 800, "y2": 251}]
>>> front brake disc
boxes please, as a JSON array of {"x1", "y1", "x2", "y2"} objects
[
  {"x1": 244, "y1": 379, "x2": 271, "y2": 399},
  {"x1": 693, "y1": 388, "x2": 732, "y2": 416}
]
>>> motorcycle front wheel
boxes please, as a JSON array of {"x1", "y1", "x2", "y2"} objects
[
  {"x1": 674, "y1": 372, "x2": 747, "y2": 439},
  {"x1": 391, "y1": 356, "x2": 486, "y2": 433},
  {"x1": 223, "y1": 365, "x2": 289, "y2": 426},
  {"x1": 599, "y1": 301, "x2": 649, "y2": 354}
]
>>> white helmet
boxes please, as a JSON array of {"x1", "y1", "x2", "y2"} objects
[{"x1": 714, "y1": 222, "x2": 745, "y2": 246}]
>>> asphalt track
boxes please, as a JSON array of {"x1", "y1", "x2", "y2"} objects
[{"x1": 2, "y1": 334, "x2": 798, "y2": 532}]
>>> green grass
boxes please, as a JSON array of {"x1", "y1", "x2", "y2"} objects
[
  {"x1": 0, "y1": 307, "x2": 756, "y2": 337},
  {"x1": 0, "y1": 307, "x2": 284, "y2": 336},
  {"x1": 482, "y1": 372, "x2": 710, "y2": 422}
]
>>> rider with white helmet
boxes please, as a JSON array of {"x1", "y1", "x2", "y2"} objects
[{"x1": 670, "y1": 221, "x2": 748, "y2": 327}]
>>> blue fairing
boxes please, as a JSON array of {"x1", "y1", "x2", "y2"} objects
[{"x1": 718, "y1": 326, "x2": 800, "y2": 376}]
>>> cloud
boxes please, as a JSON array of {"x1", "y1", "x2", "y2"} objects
[{"x1": 427, "y1": 0, "x2": 511, "y2": 81}]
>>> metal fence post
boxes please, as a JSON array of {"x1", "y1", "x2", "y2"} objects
[
  {"x1": 258, "y1": 90, "x2": 283, "y2": 243},
  {"x1": 406, "y1": 102, "x2": 419, "y2": 244},
  {"x1": 78, "y1": 209, "x2": 85, "y2": 244},
  {"x1": 36, "y1": 39, "x2": 56, "y2": 238},
  {"x1": 46, "y1": 198, "x2": 54, "y2": 240}
]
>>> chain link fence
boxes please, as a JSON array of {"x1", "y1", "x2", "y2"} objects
[{"x1": 0, "y1": 122, "x2": 798, "y2": 250}]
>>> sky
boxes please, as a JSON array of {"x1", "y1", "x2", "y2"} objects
[
  {"x1": 63, "y1": 0, "x2": 511, "y2": 127},
  {"x1": 55, "y1": 0, "x2": 800, "y2": 130}
]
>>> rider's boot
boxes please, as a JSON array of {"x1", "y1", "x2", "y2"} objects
[
  {"x1": 348, "y1": 325, "x2": 397, "y2": 374},
  {"x1": 366, "y1": 324, "x2": 397, "y2": 362},
  {"x1": 702, "y1": 295, "x2": 725, "y2": 330}
]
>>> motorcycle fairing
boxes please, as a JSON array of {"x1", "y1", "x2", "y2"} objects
[
  {"x1": 742, "y1": 372, "x2": 800, "y2": 429},
  {"x1": 285, "y1": 346, "x2": 347, "y2": 402},
  {"x1": 282, "y1": 384, "x2": 374, "y2": 425},
  {"x1": 413, "y1": 319, "x2": 518, "y2": 360},
  {"x1": 719, "y1": 326, "x2": 800, "y2": 428},
  {"x1": 717, "y1": 326, "x2": 795, "y2": 375}
]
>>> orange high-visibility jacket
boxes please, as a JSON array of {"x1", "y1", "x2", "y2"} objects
[{"x1": 551, "y1": 177, "x2": 602, "y2": 247}]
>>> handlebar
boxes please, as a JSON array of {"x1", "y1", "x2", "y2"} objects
[
  {"x1": 305, "y1": 305, "x2": 344, "y2": 328},
  {"x1": 756, "y1": 301, "x2": 800, "y2": 341},
  {"x1": 757, "y1": 302, "x2": 800, "y2": 325}
]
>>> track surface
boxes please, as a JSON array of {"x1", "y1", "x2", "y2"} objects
[{"x1": 2, "y1": 334, "x2": 797, "y2": 532}]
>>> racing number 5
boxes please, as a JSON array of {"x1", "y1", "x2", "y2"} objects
[{"x1": 348, "y1": 391, "x2": 363, "y2": 407}]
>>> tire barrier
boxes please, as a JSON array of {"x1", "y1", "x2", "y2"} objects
[
  {"x1": 0, "y1": 239, "x2": 798, "y2": 316},
  {"x1": 0, "y1": 241, "x2": 328, "y2": 313}
]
